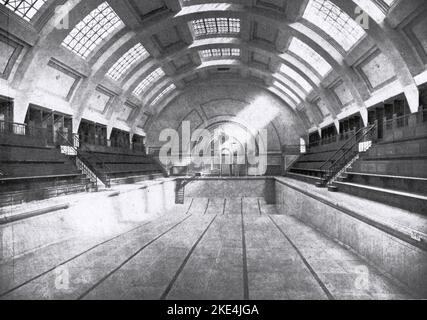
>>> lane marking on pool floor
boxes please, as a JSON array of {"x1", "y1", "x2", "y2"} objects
[
  {"x1": 241, "y1": 197, "x2": 249, "y2": 300},
  {"x1": 0, "y1": 213, "x2": 183, "y2": 298},
  {"x1": 77, "y1": 214, "x2": 194, "y2": 300},
  {"x1": 267, "y1": 215, "x2": 335, "y2": 300},
  {"x1": 257, "y1": 199, "x2": 262, "y2": 216},
  {"x1": 185, "y1": 198, "x2": 194, "y2": 215},
  {"x1": 203, "y1": 199, "x2": 210, "y2": 215},
  {"x1": 161, "y1": 214, "x2": 218, "y2": 300}
]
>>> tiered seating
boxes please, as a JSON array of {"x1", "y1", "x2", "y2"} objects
[
  {"x1": 79, "y1": 147, "x2": 165, "y2": 185},
  {"x1": 334, "y1": 125, "x2": 427, "y2": 214},
  {"x1": 287, "y1": 139, "x2": 351, "y2": 184},
  {"x1": 0, "y1": 135, "x2": 90, "y2": 207}
]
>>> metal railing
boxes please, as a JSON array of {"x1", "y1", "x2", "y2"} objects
[
  {"x1": 0, "y1": 120, "x2": 51, "y2": 144},
  {"x1": 382, "y1": 110, "x2": 426, "y2": 133},
  {"x1": 56, "y1": 131, "x2": 111, "y2": 188},
  {"x1": 132, "y1": 142, "x2": 146, "y2": 153},
  {"x1": 77, "y1": 135, "x2": 147, "y2": 155},
  {"x1": 75, "y1": 157, "x2": 99, "y2": 187},
  {"x1": 78, "y1": 134, "x2": 108, "y2": 147},
  {"x1": 175, "y1": 174, "x2": 201, "y2": 204},
  {"x1": 308, "y1": 128, "x2": 357, "y2": 148},
  {"x1": 319, "y1": 125, "x2": 370, "y2": 171},
  {"x1": 325, "y1": 123, "x2": 378, "y2": 185}
]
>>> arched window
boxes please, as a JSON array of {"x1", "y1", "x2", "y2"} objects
[
  {"x1": 61, "y1": 2, "x2": 124, "y2": 59},
  {"x1": 288, "y1": 37, "x2": 332, "y2": 77},
  {"x1": 133, "y1": 68, "x2": 165, "y2": 96},
  {"x1": 151, "y1": 84, "x2": 176, "y2": 106},
  {"x1": 303, "y1": 0, "x2": 366, "y2": 51},
  {"x1": 107, "y1": 43, "x2": 149, "y2": 81},
  {"x1": 0, "y1": 0, "x2": 47, "y2": 22}
]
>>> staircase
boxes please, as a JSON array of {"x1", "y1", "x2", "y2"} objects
[
  {"x1": 327, "y1": 154, "x2": 360, "y2": 192},
  {"x1": 57, "y1": 131, "x2": 111, "y2": 189},
  {"x1": 75, "y1": 157, "x2": 101, "y2": 191},
  {"x1": 175, "y1": 174, "x2": 201, "y2": 204},
  {"x1": 329, "y1": 113, "x2": 427, "y2": 214},
  {"x1": 316, "y1": 123, "x2": 378, "y2": 188},
  {"x1": 175, "y1": 183, "x2": 185, "y2": 204}
]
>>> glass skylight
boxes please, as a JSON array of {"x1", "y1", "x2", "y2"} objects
[
  {"x1": 288, "y1": 37, "x2": 332, "y2": 77},
  {"x1": 107, "y1": 43, "x2": 149, "y2": 81},
  {"x1": 191, "y1": 18, "x2": 240, "y2": 36},
  {"x1": 133, "y1": 68, "x2": 165, "y2": 96},
  {"x1": 0, "y1": 0, "x2": 46, "y2": 21},
  {"x1": 151, "y1": 84, "x2": 176, "y2": 106},
  {"x1": 62, "y1": 2, "x2": 124, "y2": 59},
  {"x1": 273, "y1": 81, "x2": 301, "y2": 104},
  {"x1": 303, "y1": 0, "x2": 366, "y2": 51},
  {"x1": 279, "y1": 64, "x2": 313, "y2": 93},
  {"x1": 199, "y1": 48, "x2": 240, "y2": 59},
  {"x1": 274, "y1": 74, "x2": 306, "y2": 100}
]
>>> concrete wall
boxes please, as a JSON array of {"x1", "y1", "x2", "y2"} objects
[
  {"x1": 183, "y1": 177, "x2": 276, "y2": 204},
  {"x1": 275, "y1": 179, "x2": 427, "y2": 297},
  {"x1": 0, "y1": 179, "x2": 176, "y2": 261}
]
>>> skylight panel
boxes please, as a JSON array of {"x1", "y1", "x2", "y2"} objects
[
  {"x1": 191, "y1": 18, "x2": 240, "y2": 36},
  {"x1": 62, "y1": 2, "x2": 124, "y2": 59},
  {"x1": 133, "y1": 68, "x2": 165, "y2": 96},
  {"x1": 273, "y1": 81, "x2": 301, "y2": 104},
  {"x1": 231, "y1": 48, "x2": 240, "y2": 56},
  {"x1": 279, "y1": 64, "x2": 313, "y2": 93},
  {"x1": 199, "y1": 48, "x2": 241, "y2": 59},
  {"x1": 303, "y1": 0, "x2": 366, "y2": 51},
  {"x1": 151, "y1": 84, "x2": 176, "y2": 106},
  {"x1": 211, "y1": 48, "x2": 221, "y2": 56},
  {"x1": 221, "y1": 48, "x2": 231, "y2": 56},
  {"x1": 288, "y1": 37, "x2": 332, "y2": 77},
  {"x1": 274, "y1": 74, "x2": 306, "y2": 100},
  {"x1": 107, "y1": 43, "x2": 149, "y2": 81},
  {"x1": 0, "y1": 0, "x2": 46, "y2": 21}
]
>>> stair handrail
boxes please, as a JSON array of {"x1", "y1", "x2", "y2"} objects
[
  {"x1": 176, "y1": 174, "x2": 201, "y2": 191},
  {"x1": 319, "y1": 126, "x2": 368, "y2": 170},
  {"x1": 285, "y1": 154, "x2": 302, "y2": 172},
  {"x1": 56, "y1": 130, "x2": 111, "y2": 188},
  {"x1": 179, "y1": 173, "x2": 201, "y2": 189},
  {"x1": 326, "y1": 123, "x2": 377, "y2": 180},
  {"x1": 175, "y1": 174, "x2": 201, "y2": 203}
]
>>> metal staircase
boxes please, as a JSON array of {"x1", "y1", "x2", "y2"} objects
[
  {"x1": 175, "y1": 174, "x2": 201, "y2": 204},
  {"x1": 56, "y1": 131, "x2": 111, "y2": 189},
  {"x1": 326, "y1": 154, "x2": 360, "y2": 191},
  {"x1": 175, "y1": 183, "x2": 185, "y2": 204},
  {"x1": 316, "y1": 122, "x2": 378, "y2": 188}
]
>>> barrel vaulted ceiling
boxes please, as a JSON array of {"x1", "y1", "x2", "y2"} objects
[{"x1": 1, "y1": 0, "x2": 427, "y2": 135}]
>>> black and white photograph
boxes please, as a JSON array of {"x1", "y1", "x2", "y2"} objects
[{"x1": 0, "y1": 0, "x2": 426, "y2": 312}]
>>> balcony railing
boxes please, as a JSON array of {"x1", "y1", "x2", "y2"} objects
[
  {"x1": 0, "y1": 120, "x2": 51, "y2": 144},
  {"x1": 78, "y1": 134, "x2": 108, "y2": 147},
  {"x1": 308, "y1": 128, "x2": 357, "y2": 149},
  {"x1": 382, "y1": 110, "x2": 426, "y2": 133}
]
